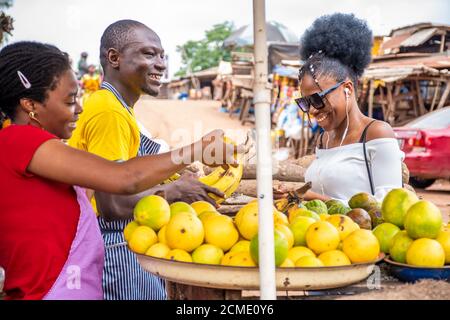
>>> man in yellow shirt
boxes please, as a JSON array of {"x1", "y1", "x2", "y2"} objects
[{"x1": 69, "y1": 20, "x2": 223, "y2": 300}]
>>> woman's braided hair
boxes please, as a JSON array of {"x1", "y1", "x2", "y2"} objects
[{"x1": 0, "y1": 41, "x2": 71, "y2": 122}]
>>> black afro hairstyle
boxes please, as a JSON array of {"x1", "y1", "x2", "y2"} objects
[
  {"x1": 0, "y1": 41, "x2": 71, "y2": 121},
  {"x1": 100, "y1": 19, "x2": 154, "y2": 70},
  {"x1": 299, "y1": 13, "x2": 373, "y2": 85}
]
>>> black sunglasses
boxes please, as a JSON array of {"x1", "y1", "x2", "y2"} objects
[{"x1": 295, "y1": 81, "x2": 345, "y2": 112}]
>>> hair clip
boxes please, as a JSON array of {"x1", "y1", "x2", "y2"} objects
[{"x1": 17, "y1": 71, "x2": 31, "y2": 89}]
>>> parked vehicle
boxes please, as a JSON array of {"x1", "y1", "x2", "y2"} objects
[{"x1": 394, "y1": 107, "x2": 450, "y2": 188}]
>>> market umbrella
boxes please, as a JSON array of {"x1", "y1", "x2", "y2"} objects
[
  {"x1": 252, "y1": 0, "x2": 276, "y2": 300},
  {"x1": 224, "y1": 20, "x2": 298, "y2": 48}
]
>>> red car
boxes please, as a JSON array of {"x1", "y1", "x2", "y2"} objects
[{"x1": 394, "y1": 106, "x2": 450, "y2": 188}]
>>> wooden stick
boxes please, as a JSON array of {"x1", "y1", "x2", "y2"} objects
[
  {"x1": 235, "y1": 179, "x2": 306, "y2": 197},
  {"x1": 203, "y1": 161, "x2": 307, "y2": 182}
]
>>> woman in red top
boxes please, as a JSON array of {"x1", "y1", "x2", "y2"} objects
[{"x1": 0, "y1": 41, "x2": 238, "y2": 300}]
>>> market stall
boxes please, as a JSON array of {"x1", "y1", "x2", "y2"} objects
[
  {"x1": 360, "y1": 54, "x2": 450, "y2": 125},
  {"x1": 358, "y1": 22, "x2": 450, "y2": 125}
]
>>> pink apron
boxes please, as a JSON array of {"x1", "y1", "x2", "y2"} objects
[{"x1": 44, "y1": 186, "x2": 104, "y2": 300}]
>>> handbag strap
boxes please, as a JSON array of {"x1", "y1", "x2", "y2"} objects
[{"x1": 360, "y1": 120, "x2": 377, "y2": 195}]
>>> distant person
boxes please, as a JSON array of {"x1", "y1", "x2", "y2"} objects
[
  {"x1": 80, "y1": 65, "x2": 101, "y2": 104},
  {"x1": 212, "y1": 74, "x2": 224, "y2": 101},
  {"x1": 77, "y1": 51, "x2": 89, "y2": 79},
  {"x1": 1, "y1": 117, "x2": 11, "y2": 129}
]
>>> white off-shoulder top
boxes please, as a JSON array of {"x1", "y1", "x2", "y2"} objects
[{"x1": 305, "y1": 138, "x2": 405, "y2": 204}]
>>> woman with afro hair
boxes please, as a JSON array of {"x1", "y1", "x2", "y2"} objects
[
  {"x1": 296, "y1": 13, "x2": 404, "y2": 204},
  {"x1": 0, "y1": 41, "x2": 235, "y2": 300}
]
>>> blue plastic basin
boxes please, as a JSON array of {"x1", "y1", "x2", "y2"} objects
[{"x1": 384, "y1": 256, "x2": 450, "y2": 283}]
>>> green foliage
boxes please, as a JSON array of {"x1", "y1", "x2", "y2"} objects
[
  {"x1": 0, "y1": 0, "x2": 13, "y2": 44},
  {"x1": 176, "y1": 21, "x2": 235, "y2": 77},
  {"x1": 0, "y1": 0, "x2": 13, "y2": 9}
]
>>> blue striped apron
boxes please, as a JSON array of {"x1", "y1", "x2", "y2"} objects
[{"x1": 99, "y1": 82, "x2": 166, "y2": 300}]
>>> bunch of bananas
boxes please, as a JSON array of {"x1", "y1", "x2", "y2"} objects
[
  {"x1": 274, "y1": 182, "x2": 312, "y2": 214},
  {"x1": 198, "y1": 163, "x2": 243, "y2": 204},
  {"x1": 198, "y1": 136, "x2": 245, "y2": 204}
]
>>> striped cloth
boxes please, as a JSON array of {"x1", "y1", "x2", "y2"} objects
[
  {"x1": 99, "y1": 82, "x2": 166, "y2": 300},
  {"x1": 99, "y1": 218, "x2": 166, "y2": 300},
  {"x1": 138, "y1": 133, "x2": 161, "y2": 156}
]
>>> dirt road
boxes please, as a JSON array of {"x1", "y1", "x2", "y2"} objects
[
  {"x1": 417, "y1": 180, "x2": 450, "y2": 223},
  {"x1": 135, "y1": 97, "x2": 252, "y2": 148}
]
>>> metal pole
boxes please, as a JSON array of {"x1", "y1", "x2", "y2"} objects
[{"x1": 252, "y1": 0, "x2": 276, "y2": 300}]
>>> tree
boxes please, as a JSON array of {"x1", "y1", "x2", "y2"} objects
[
  {"x1": 175, "y1": 21, "x2": 235, "y2": 77},
  {"x1": 0, "y1": 0, "x2": 14, "y2": 45}
]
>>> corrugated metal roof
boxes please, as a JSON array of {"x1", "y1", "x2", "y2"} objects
[
  {"x1": 381, "y1": 23, "x2": 450, "y2": 54},
  {"x1": 380, "y1": 34, "x2": 411, "y2": 53},
  {"x1": 370, "y1": 54, "x2": 450, "y2": 70},
  {"x1": 401, "y1": 28, "x2": 439, "y2": 47},
  {"x1": 390, "y1": 23, "x2": 450, "y2": 37},
  {"x1": 364, "y1": 54, "x2": 450, "y2": 82},
  {"x1": 363, "y1": 66, "x2": 434, "y2": 82}
]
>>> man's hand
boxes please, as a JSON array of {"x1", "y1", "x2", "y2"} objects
[
  {"x1": 162, "y1": 172, "x2": 224, "y2": 207},
  {"x1": 196, "y1": 129, "x2": 252, "y2": 169}
]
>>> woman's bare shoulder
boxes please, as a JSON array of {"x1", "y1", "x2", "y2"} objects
[{"x1": 366, "y1": 120, "x2": 396, "y2": 141}]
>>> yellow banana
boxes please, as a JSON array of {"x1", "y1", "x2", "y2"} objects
[
  {"x1": 212, "y1": 165, "x2": 242, "y2": 192},
  {"x1": 198, "y1": 136, "x2": 244, "y2": 204},
  {"x1": 274, "y1": 198, "x2": 290, "y2": 212},
  {"x1": 209, "y1": 164, "x2": 243, "y2": 204},
  {"x1": 163, "y1": 173, "x2": 181, "y2": 184},
  {"x1": 223, "y1": 164, "x2": 243, "y2": 198},
  {"x1": 198, "y1": 166, "x2": 227, "y2": 186}
]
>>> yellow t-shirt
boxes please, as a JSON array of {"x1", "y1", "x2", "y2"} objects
[
  {"x1": 68, "y1": 89, "x2": 141, "y2": 215},
  {"x1": 69, "y1": 89, "x2": 140, "y2": 161}
]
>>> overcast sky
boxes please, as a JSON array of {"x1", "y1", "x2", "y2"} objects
[{"x1": 5, "y1": 0, "x2": 450, "y2": 78}]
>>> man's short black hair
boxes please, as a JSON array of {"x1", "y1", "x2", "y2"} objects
[{"x1": 99, "y1": 19, "x2": 150, "y2": 70}]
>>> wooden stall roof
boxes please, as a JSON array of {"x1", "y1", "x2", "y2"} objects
[
  {"x1": 371, "y1": 53, "x2": 450, "y2": 69},
  {"x1": 167, "y1": 78, "x2": 190, "y2": 89},
  {"x1": 364, "y1": 53, "x2": 450, "y2": 82},
  {"x1": 381, "y1": 22, "x2": 450, "y2": 55}
]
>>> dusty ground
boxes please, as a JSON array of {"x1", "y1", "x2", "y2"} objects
[
  {"x1": 135, "y1": 97, "x2": 252, "y2": 148},
  {"x1": 418, "y1": 180, "x2": 450, "y2": 223},
  {"x1": 338, "y1": 280, "x2": 450, "y2": 300}
]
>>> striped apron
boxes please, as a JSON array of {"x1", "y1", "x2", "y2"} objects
[{"x1": 99, "y1": 82, "x2": 166, "y2": 300}]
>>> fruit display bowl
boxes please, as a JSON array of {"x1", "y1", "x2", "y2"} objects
[
  {"x1": 137, "y1": 253, "x2": 384, "y2": 291},
  {"x1": 384, "y1": 256, "x2": 450, "y2": 283}
]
